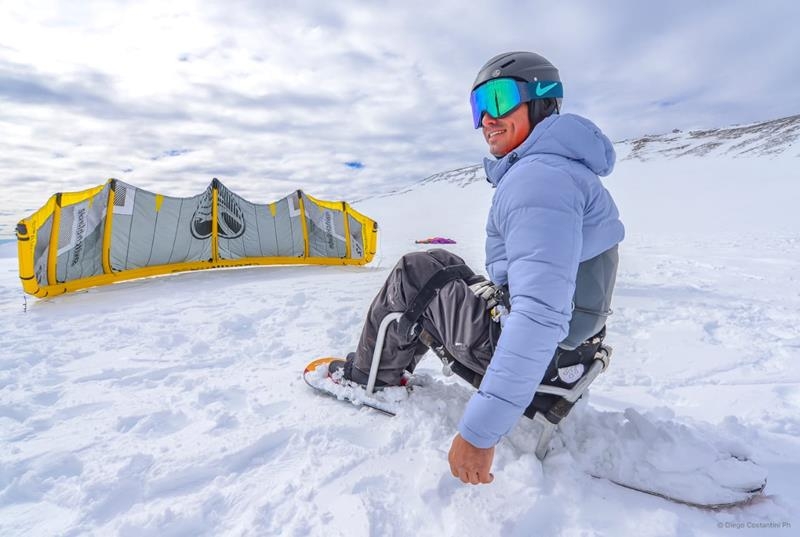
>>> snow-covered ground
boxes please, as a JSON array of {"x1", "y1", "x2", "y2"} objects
[{"x1": 1, "y1": 143, "x2": 799, "y2": 535}]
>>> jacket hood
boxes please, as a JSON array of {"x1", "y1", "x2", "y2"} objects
[{"x1": 484, "y1": 113, "x2": 616, "y2": 186}]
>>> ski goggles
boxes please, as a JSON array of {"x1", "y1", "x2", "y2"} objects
[{"x1": 470, "y1": 77, "x2": 563, "y2": 128}]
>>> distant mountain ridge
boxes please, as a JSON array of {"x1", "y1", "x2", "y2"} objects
[
  {"x1": 618, "y1": 114, "x2": 800, "y2": 161},
  {"x1": 407, "y1": 114, "x2": 800, "y2": 192}
]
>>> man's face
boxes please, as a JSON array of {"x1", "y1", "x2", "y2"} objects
[{"x1": 481, "y1": 103, "x2": 531, "y2": 158}]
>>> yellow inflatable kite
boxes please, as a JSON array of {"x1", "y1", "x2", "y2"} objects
[{"x1": 16, "y1": 179, "x2": 378, "y2": 298}]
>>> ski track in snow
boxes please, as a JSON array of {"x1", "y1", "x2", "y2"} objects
[{"x1": 1, "y1": 155, "x2": 800, "y2": 536}]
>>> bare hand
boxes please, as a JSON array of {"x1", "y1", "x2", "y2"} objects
[{"x1": 448, "y1": 433, "x2": 495, "y2": 485}]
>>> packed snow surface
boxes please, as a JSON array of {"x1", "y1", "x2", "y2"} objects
[{"x1": 1, "y1": 146, "x2": 799, "y2": 536}]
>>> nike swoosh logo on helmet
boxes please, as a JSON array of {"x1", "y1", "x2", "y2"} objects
[{"x1": 535, "y1": 82, "x2": 558, "y2": 97}]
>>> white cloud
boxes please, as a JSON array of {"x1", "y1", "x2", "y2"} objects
[{"x1": 1, "y1": 0, "x2": 798, "y2": 236}]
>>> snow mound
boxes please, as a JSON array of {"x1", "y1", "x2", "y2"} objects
[{"x1": 557, "y1": 401, "x2": 768, "y2": 507}]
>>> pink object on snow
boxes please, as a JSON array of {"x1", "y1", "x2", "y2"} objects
[{"x1": 414, "y1": 237, "x2": 457, "y2": 244}]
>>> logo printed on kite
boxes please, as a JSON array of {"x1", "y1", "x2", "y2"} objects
[
  {"x1": 323, "y1": 212, "x2": 335, "y2": 250},
  {"x1": 216, "y1": 188, "x2": 245, "y2": 239},
  {"x1": 70, "y1": 207, "x2": 87, "y2": 266},
  {"x1": 190, "y1": 190, "x2": 214, "y2": 240},
  {"x1": 191, "y1": 188, "x2": 246, "y2": 240}
]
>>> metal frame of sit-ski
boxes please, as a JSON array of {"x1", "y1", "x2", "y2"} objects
[{"x1": 364, "y1": 312, "x2": 612, "y2": 460}]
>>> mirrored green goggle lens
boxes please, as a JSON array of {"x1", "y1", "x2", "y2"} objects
[
  {"x1": 470, "y1": 78, "x2": 522, "y2": 128},
  {"x1": 470, "y1": 78, "x2": 563, "y2": 128}
]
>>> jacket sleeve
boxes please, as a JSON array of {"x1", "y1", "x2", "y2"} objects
[{"x1": 458, "y1": 163, "x2": 584, "y2": 448}]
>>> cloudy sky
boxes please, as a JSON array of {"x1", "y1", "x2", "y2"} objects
[{"x1": 1, "y1": 0, "x2": 798, "y2": 235}]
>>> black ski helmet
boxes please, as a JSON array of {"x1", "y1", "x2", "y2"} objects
[{"x1": 472, "y1": 51, "x2": 562, "y2": 129}]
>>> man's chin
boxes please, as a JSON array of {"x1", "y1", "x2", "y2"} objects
[{"x1": 487, "y1": 140, "x2": 509, "y2": 158}]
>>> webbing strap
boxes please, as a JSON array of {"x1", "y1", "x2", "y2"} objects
[{"x1": 398, "y1": 264, "x2": 476, "y2": 337}]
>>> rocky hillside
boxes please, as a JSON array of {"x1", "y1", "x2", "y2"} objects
[
  {"x1": 618, "y1": 114, "x2": 800, "y2": 161},
  {"x1": 368, "y1": 114, "x2": 800, "y2": 196}
]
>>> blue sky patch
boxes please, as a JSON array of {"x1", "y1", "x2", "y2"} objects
[{"x1": 151, "y1": 149, "x2": 191, "y2": 161}]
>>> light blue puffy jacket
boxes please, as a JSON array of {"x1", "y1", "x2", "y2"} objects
[{"x1": 458, "y1": 113, "x2": 625, "y2": 448}]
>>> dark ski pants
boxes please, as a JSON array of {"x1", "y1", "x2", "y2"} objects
[
  {"x1": 350, "y1": 249, "x2": 605, "y2": 420},
  {"x1": 352, "y1": 249, "x2": 494, "y2": 385}
]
